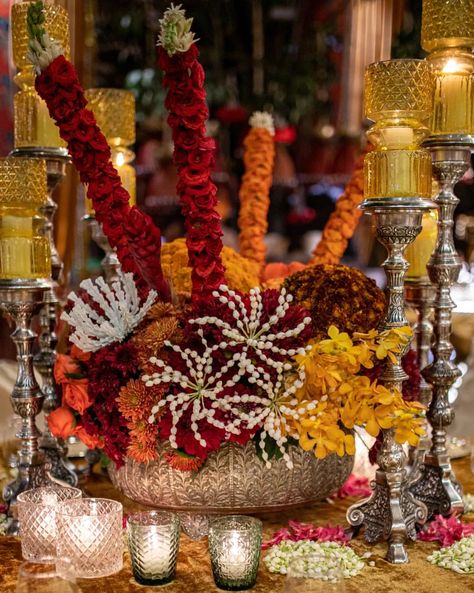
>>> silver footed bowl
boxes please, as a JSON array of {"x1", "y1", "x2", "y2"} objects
[{"x1": 109, "y1": 440, "x2": 354, "y2": 514}]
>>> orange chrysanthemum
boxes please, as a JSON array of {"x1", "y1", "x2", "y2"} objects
[
  {"x1": 132, "y1": 312, "x2": 180, "y2": 370},
  {"x1": 127, "y1": 431, "x2": 158, "y2": 463},
  {"x1": 238, "y1": 117, "x2": 275, "y2": 275},
  {"x1": 164, "y1": 450, "x2": 204, "y2": 472},
  {"x1": 309, "y1": 149, "x2": 369, "y2": 266},
  {"x1": 117, "y1": 379, "x2": 163, "y2": 423}
]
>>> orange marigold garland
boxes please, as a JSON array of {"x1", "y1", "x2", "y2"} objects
[
  {"x1": 238, "y1": 112, "x2": 275, "y2": 275},
  {"x1": 308, "y1": 150, "x2": 369, "y2": 266}
]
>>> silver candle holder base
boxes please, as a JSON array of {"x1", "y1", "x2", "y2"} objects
[
  {"x1": 347, "y1": 199, "x2": 433, "y2": 564},
  {"x1": 409, "y1": 136, "x2": 473, "y2": 518},
  {"x1": 0, "y1": 279, "x2": 52, "y2": 533}
]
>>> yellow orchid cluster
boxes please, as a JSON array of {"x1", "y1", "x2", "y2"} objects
[{"x1": 290, "y1": 326, "x2": 425, "y2": 460}]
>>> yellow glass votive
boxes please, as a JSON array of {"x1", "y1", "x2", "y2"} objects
[
  {"x1": 405, "y1": 209, "x2": 438, "y2": 280},
  {"x1": 0, "y1": 158, "x2": 50, "y2": 279},
  {"x1": 364, "y1": 150, "x2": 432, "y2": 200},
  {"x1": 363, "y1": 59, "x2": 435, "y2": 200},
  {"x1": 11, "y1": 2, "x2": 70, "y2": 149},
  {"x1": 421, "y1": 0, "x2": 474, "y2": 53},
  {"x1": 428, "y1": 49, "x2": 474, "y2": 136}
]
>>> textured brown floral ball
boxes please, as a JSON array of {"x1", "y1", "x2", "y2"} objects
[{"x1": 283, "y1": 264, "x2": 386, "y2": 339}]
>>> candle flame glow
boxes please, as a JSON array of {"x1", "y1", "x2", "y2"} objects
[{"x1": 442, "y1": 58, "x2": 460, "y2": 74}]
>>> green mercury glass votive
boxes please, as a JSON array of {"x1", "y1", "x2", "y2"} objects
[
  {"x1": 127, "y1": 511, "x2": 181, "y2": 586},
  {"x1": 209, "y1": 515, "x2": 262, "y2": 591}
]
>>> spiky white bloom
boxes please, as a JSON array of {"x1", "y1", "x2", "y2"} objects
[
  {"x1": 61, "y1": 273, "x2": 157, "y2": 352},
  {"x1": 157, "y1": 4, "x2": 197, "y2": 55},
  {"x1": 27, "y1": 32, "x2": 64, "y2": 74},
  {"x1": 213, "y1": 362, "x2": 307, "y2": 469},
  {"x1": 191, "y1": 285, "x2": 311, "y2": 371},
  {"x1": 144, "y1": 329, "x2": 252, "y2": 449},
  {"x1": 249, "y1": 111, "x2": 275, "y2": 135}
]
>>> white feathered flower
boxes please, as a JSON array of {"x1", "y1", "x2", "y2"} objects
[
  {"x1": 157, "y1": 4, "x2": 197, "y2": 55},
  {"x1": 61, "y1": 273, "x2": 157, "y2": 352},
  {"x1": 249, "y1": 111, "x2": 275, "y2": 136}
]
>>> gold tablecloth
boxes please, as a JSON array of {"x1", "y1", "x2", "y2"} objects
[{"x1": 1, "y1": 458, "x2": 474, "y2": 593}]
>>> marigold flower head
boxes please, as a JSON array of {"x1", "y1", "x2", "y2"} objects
[
  {"x1": 161, "y1": 238, "x2": 260, "y2": 298},
  {"x1": 283, "y1": 264, "x2": 386, "y2": 340}
]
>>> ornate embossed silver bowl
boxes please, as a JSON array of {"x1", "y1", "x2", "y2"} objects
[{"x1": 109, "y1": 441, "x2": 353, "y2": 514}]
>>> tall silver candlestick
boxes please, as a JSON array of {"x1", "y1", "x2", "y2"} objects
[
  {"x1": 410, "y1": 137, "x2": 472, "y2": 518},
  {"x1": 1, "y1": 280, "x2": 51, "y2": 533},
  {"x1": 347, "y1": 202, "x2": 430, "y2": 564},
  {"x1": 11, "y1": 147, "x2": 78, "y2": 487}
]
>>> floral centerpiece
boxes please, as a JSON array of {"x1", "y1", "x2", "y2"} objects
[{"x1": 27, "y1": 2, "x2": 424, "y2": 512}]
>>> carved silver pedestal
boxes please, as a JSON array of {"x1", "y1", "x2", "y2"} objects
[
  {"x1": 11, "y1": 148, "x2": 78, "y2": 487},
  {"x1": 84, "y1": 214, "x2": 121, "y2": 284},
  {"x1": 347, "y1": 201, "x2": 432, "y2": 563},
  {"x1": 0, "y1": 280, "x2": 51, "y2": 533},
  {"x1": 405, "y1": 280, "x2": 436, "y2": 481},
  {"x1": 410, "y1": 137, "x2": 473, "y2": 518}
]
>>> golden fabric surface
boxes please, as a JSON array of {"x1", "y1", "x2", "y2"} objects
[{"x1": 1, "y1": 459, "x2": 474, "y2": 593}]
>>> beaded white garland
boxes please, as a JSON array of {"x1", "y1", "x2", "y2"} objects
[
  {"x1": 463, "y1": 494, "x2": 474, "y2": 515},
  {"x1": 264, "y1": 540, "x2": 365, "y2": 582},
  {"x1": 428, "y1": 535, "x2": 474, "y2": 574}
]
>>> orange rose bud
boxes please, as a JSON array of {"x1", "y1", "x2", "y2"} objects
[
  {"x1": 47, "y1": 407, "x2": 76, "y2": 439},
  {"x1": 70, "y1": 344, "x2": 91, "y2": 363},
  {"x1": 74, "y1": 425, "x2": 103, "y2": 450},
  {"x1": 63, "y1": 382, "x2": 92, "y2": 414},
  {"x1": 54, "y1": 354, "x2": 81, "y2": 385}
]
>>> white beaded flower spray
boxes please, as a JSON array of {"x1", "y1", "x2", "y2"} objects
[{"x1": 144, "y1": 285, "x2": 312, "y2": 467}]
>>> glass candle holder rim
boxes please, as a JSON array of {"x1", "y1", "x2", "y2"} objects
[
  {"x1": 209, "y1": 515, "x2": 263, "y2": 532},
  {"x1": 365, "y1": 110, "x2": 432, "y2": 124},
  {"x1": 57, "y1": 497, "x2": 122, "y2": 518},
  {"x1": 17, "y1": 485, "x2": 82, "y2": 505},
  {"x1": 426, "y1": 47, "x2": 474, "y2": 70},
  {"x1": 127, "y1": 510, "x2": 180, "y2": 527}
]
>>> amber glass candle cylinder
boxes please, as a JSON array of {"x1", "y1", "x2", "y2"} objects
[
  {"x1": 405, "y1": 209, "x2": 438, "y2": 280},
  {"x1": 421, "y1": 0, "x2": 474, "y2": 136},
  {"x1": 11, "y1": 2, "x2": 70, "y2": 149},
  {"x1": 84, "y1": 89, "x2": 136, "y2": 214},
  {"x1": 363, "y1": 59, "x2": 435, "y2": 201},
  {"x1": 0, "y1": 158, "x2": 51, "y2": 279}
]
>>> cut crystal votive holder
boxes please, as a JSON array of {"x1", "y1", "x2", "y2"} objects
[
  {"x1": 56, "y1": 498, "x2": 123, "y2": 579},
  {"x1": 17, "y1": 486, "x2": 82, "y2": 564},
  {"x1": 208, "y1": 515, "x2": 262, "y2": 591},
  {"x1": 127, "y1": 511, "x2": 181, "y2": 586}
]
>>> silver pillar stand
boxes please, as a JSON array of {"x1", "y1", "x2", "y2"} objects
[
  {"x1": 83, "y1": 214, "x2": 121, "y2": 285},
  {"x1": 410, "y1": 136, "x2": 473, "y2": 518},
  {"x1": 0, "y1": 280, "x2": 51, "y2": 533},
  {"x1": 405, "y1": 279, "x2": 436, "y2": 482},
  {"x1": 11, "y1": 147, "x2": 78, "y2": 487},
  {"x1": 347, "y1": 199, "x2": 432, "y2": 563}
]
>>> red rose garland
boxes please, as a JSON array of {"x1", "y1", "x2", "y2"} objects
[
  {"x1": 34, "y1": 55, "x2": 169, "y2": 300},
  {"x1": 158, "y1": 44, "x2": 225, "y2": 308}
]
